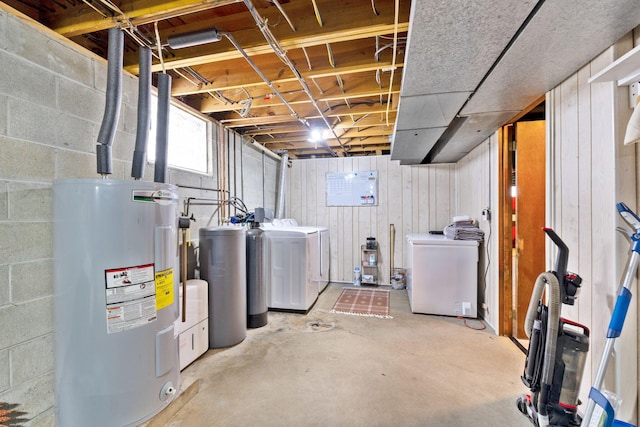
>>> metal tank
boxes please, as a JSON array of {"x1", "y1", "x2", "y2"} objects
[
  {"x1": 53, "y1": 179, "x2": 180, "y2": 427},
  {"x1": 199, "y1": 226, "x2": 247, "y2": 347},
  {"x1": 246, "y1": 225, "x2": 268, "y2": 328}
]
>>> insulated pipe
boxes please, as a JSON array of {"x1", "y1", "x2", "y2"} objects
[
  {"x1": 131, "y1": 46, "x2": 152, "y2": 179},
  {"x1": 154, "y1": 73, "x2": 171, "y2": 183},
  {"x1": 167, "y1": 28, "x2": 222, "y2": 49},
  {"x1": 96, "y1": 27, "x2": 124, "y2": 176},
  {"x1": 275, "y1": 151, "x2": 288, "y2": 219}
]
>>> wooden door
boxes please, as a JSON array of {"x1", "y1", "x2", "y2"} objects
[{"x1": 514, "y1": 120, "x2": 546, "y2": 338}]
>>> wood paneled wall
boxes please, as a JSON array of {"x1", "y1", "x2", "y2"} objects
[
  {"x1": 547, "y1": 37, "x2": 638, "y2": 421},
  {"x1": 455, "y1": 137, "x2": 498, "y2": 331},
  {"x1": 286, "y1": 156, "x2": 455, "y2": 285}
]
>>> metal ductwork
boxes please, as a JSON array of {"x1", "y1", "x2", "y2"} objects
[
  {"x1": 96, "y1": 27, "x2": 124, "y2": 176},
  {"x1": 154, "y1": 73, "x2": 172, "y2": 184},
  {"x1": 131, "y1": 46, "x2": 152, "y2": 180}
]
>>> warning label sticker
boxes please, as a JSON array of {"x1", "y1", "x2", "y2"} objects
[
  {"x1": 155, "y1": 268, "x2": 174, "y2": 310},
  {"x1": 105, "y1": 264, "x2": 157, "y2": 334}
]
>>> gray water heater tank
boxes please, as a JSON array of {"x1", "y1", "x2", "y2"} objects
[
  {"x1": 199, "y1": 226, "x2": 247, "y2": 347},
  {"x1": 53, "y1": 179, "x2": 180, "y2": 427}
]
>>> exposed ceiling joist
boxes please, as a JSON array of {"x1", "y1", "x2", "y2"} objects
[
  {"x1": 52, "y1": 0, "x2": 238, "y2": 37},
  {"x1": 4, "y1": 0, "x2": 408, "y2": 159}
]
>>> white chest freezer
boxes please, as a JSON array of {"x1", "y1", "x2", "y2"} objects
[{"x1": 406, "y1": 234, "x2": 479, "y2": 317}]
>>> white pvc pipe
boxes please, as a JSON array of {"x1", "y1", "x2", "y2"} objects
[{"x1": 276, "y1": 151, "x2": 289, "y2": 219}]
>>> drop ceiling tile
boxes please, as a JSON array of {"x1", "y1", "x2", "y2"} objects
[
  {"x1": 430, "y1": 111, "x2": 518, "y2": 163},
  {"x1": 395, "y1": 92, "x2": 471, "y2": 130},
  {"x1": 462, "y1": 0, "x2": 640, "y2": 115},
  {"x1": 391, "y1": 127, "x2": 447, "y2": 163},
  {"x1": 401, "y1": 0, "x2": 538, "y2": 95}
]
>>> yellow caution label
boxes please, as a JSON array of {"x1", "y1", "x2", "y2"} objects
[{"x1": 155, "y1": 268, "x2": 174, "y2": 310}]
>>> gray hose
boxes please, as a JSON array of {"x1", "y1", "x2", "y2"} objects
[
  {"x1": 131, "y1": 47, "x2": 152, "y2": 179},
  {"x1": 524, "y1": 272, "x2": 551, "y2": 337},
  {"x1": 154, "y1": 73, "x2": 172, "y2": 183},
  {"x1": 96, "y1": 27, "x2": 124, "y2": 176},
  {"x1": 529, "y1": 271, "x2": 560, "y2": 424}
]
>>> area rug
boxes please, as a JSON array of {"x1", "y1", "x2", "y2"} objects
[{"x1": 330, "y1": 288, "x2": 392, "y2": 319}]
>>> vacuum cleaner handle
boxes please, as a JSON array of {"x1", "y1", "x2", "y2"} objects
[{"x1": 543, "y1": 227, "x2": 569, "y2": 287}]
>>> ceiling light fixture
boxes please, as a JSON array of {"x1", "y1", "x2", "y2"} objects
[{"x1": 308, "y1": 128, "x2": 331, "y2": 149}]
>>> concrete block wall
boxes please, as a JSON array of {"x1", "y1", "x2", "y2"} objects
[{"x1": 0, "y1": 7, "x2": 278, "y2": 425}]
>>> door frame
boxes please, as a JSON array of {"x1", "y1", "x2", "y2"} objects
[{"x1": 498, "y1": 95, "x2": 545, "y2": 336}]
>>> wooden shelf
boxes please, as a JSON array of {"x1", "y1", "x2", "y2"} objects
[{"x1": 589, "y1": 44, "x2": 640, "y2": 86}]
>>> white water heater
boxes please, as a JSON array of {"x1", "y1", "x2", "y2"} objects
[{"x1": 53, "y1": 179, "x2": 180, "y2": 427}]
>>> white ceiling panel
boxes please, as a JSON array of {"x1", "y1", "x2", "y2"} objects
[
  {"x1": 390, "y1": 127, "x2": 447, "y2": 164},
  {"x1": 395, "y1": 92, "x2": 471, "y2": 130},
  {"x1": 430, "y1": 111, "x2": 518, "y2": 163},
  {"x1": 462, "y1": 0, "x2": 640, "y2": 115},
  {"x1": 394, "y1": 0, "x2": 640, "y2": 164},
  {"x1": 400, "y1": 0, "x2": 538, "y2": 95}
]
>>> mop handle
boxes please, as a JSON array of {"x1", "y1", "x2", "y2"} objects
[
  {"x1": 618, "y1": 201, "x2": 640, "y2": 233},
  {"x1": 580, "y1": 202, "x2": 640, "y2": 427}
]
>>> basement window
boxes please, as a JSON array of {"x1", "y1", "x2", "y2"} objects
[{"x1": 147, "y1": 96, "x2": 211, "y2": 175}]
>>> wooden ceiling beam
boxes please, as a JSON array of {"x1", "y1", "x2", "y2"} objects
[
  {"x1": 172, "y1": 58, "x2": 402, "y2": 96},
  {"x1": 338, "y1": 126, "x2": 394, "y2": 138},
  {"x1": 334, "y1": 113, "x2": 398, "y2": 129},
  {"x1": 51, "y1": 0, "x2": 238, "y2": 37},
  {"x1": 229, "y1": 102, "x2": 393, "y2": 119},
  {"x1": 123, "y1": 0, "x2": 409, "y2": 74},
  {"x1": 256, "y1": 135, "x2": 390, "y2": 146},
  {"x1": 243, "y1": 125, "x2": 308, "y2": 136},
  {"x1": 199, "y1": 81, "x2": 400, "y2": 113}
]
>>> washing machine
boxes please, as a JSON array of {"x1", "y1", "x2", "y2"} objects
[
  {"x1": 263, "y1": 227, "x2": 319, "y2": 311},
  {"x1": 264, "y1": 219, "x2": 330, "y2": 293}
]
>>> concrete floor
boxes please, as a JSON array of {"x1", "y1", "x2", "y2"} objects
[{"x1": 153, "y1": 284, "x2": 532, "y2": 427}]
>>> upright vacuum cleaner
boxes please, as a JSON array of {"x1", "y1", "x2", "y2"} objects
[{"x1": 517, "y1": 228, "x2": 590, "y2": 427}]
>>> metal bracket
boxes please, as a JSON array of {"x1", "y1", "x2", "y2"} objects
[{"x1": 629, "y1": 82, "x2": 640, "y2": 109}]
